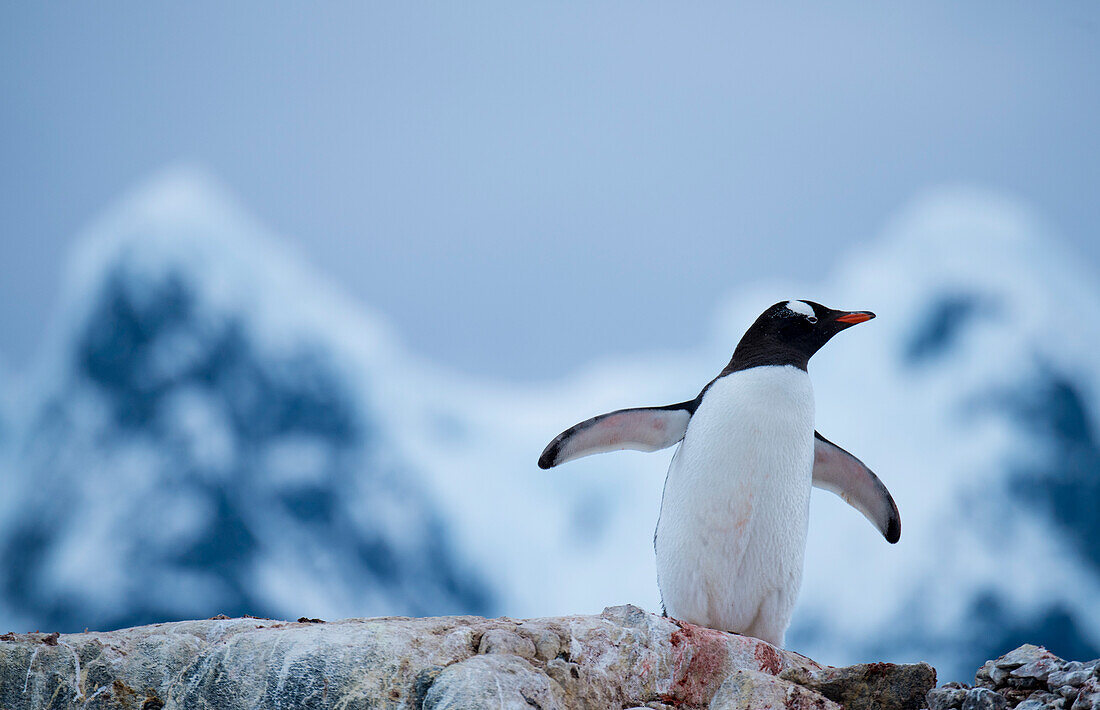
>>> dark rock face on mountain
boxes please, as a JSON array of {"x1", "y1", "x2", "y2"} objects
[
  {"x1": 0, "y1": 260, "x2": 490, "y2": 632},
  {"x1": 946, "y1": 368, "x2": 1100, "y2": 672},
  {"x1": 0, "y1": 606, "x2": 935, "y2": 710},
  {"x1": 1008, "y1": 371, "x2": 1100, "y2": 576},
  {"x1": 903, "y1": 292, "x2": 997, "y2": 366}
]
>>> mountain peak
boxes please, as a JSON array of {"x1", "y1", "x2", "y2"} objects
[
  {"x1": 56, "y1": 166, "x2": 398, "y2": 374},
  {"x1": 869, "y1": 185, "x2": 1096, "y2": 309},
  {"x1": 885, "y1": 185, "x2": 1048, "y2": 254}
]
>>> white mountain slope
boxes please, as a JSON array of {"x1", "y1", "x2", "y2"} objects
[
  {"x1": 0, "y1": 171, "x2": 1096, "y2": 682},
  {"x1": 0, "y1": 169, "x2": 493, "y2": 632}
]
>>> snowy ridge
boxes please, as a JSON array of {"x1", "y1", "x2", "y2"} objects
[
  {"x1": 57, "y1": 165, "x2": 402, "y2": 383},
  {"x1": 0, "y1": 173, "x2": 1097, "y2": 681},
  {"x1": 0, "y1": 167, "x2": 491, "y2": 632}
]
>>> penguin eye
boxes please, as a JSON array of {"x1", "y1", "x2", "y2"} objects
[{"x1": 807, "y1": 316, "x2": 818, "y2": 324}]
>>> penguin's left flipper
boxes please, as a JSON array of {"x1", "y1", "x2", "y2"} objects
[
  {"x1": 812, "y1": 432, "x2": 901, "y2": 544},
  {"x1": 538, "y1": 401, "x2": 695, "y2": 469}
]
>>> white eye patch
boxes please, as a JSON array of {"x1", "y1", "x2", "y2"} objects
[{"x1": 785, "y1": 300, "x2": 816, "y2": 318}]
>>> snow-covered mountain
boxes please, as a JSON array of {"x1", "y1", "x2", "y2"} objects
[
  {"x1": 0, "y1": 169, "x2": 1096, "y2": 682},
  {"x1": 0, "y1": 171, "x2": 492, "y2": 632}
]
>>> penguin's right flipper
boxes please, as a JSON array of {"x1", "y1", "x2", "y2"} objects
[
  {"x1": 538, "y1": 401, "x2": 695, "y2": 469},
  {"x1": 812, "y1": 432, "x2": 901, "y2": 543}
]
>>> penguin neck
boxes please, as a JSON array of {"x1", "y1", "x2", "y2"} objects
[{"x1": 720, "y1": 338, "x2": 810, "y2": 377}]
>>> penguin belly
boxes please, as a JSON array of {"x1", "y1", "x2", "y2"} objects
[{"x1": 654, "y1": 365, "x2": 815, "y2": 647}]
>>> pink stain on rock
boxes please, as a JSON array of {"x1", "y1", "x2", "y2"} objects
[
  {"x1": 754, "y1": 642, "x2": 783, "y2": 675},
  {"x1": 665, "y1": 620, "x2": 733, "y2": 706},
  {"x1": 661, "y1": 617, "x2": 820, "y2": 707}
]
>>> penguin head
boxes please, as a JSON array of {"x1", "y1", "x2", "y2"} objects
[{"x1": 727, "y1": 300, "x2": 875, "y2": 372}]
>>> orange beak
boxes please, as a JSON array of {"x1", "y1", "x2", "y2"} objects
[{"x1": 835, "y1": 311, "x2": 875, "y2": 324}]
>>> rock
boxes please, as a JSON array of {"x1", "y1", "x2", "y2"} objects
[
  {"x1": 978, "y1": 646, "x2": 1062, "y2": 691},
  {"x1": 1013, "y1": 658, "x2": 1064, "y2": 684},
  {"x1": 532, "y1": 629, "x2": 562, "y2": 661},
  {"x1": 423, "y1": 654, "x2": 562, "y2": 709},
  {"x1": 932, "y1": 646, "x2": 1100, "y2": 710},
  {"x1": 977, "y1": 660, "x2": 999, "y2": 688},
  {"x1": 477, "y1": 628, "x2": 537, "y2": 659},
  {"x1": 927, "y1": 686, "x2": 969, "y2": 710},
  {"x1": 962, "y1": 687, "x2": 1008, "y2": 710},
  {"x1": 1016, "y1": 692, "x2": 1063, "y2": 709},
  {"x1": 0, "y1": 605, "x2": 828, "y2": 709},
  {"x1": 996, "y1": 644, "x2": 1051, "y2": 670},
  {"x1": 11, "y1": 606, "x2": 1096, "y2": 709},
  {"x1": 1071, "y1": 678, "x2": 1100, "y2": 709},
  {"x1": 781, "y1": 660, "x2": 936, "y2": 710},
  {"x1": 1051, "y1": 670, "x2": 1093, "y2": 689},
  {"x1": 989, "y1": 665, "x2": 1012, "y2": 685},
  {"x1": 544, "y1": 657, "x2": 583, "y2": 698},
  {"x1": 709, "y1": 669, "x2": 840, "y2": 710}
]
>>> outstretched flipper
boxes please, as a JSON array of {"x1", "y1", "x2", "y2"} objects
[
  {"x1": 812, "y1": 432, "x2": 901, "y2": 543},
  {"x1": 538, "y1": 401, "x2": 696, "y2": 469}
]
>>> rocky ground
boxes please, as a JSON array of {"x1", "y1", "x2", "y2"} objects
[
  {"x1": 0, "y1": 605, "x2": 934, "y2": 709},
  {"x1": 927, "y1": 644, "x2": 1100, "y2": 710},
  {"x1": 0, "y1": 605, "x2": 1092, "y2": 709}
]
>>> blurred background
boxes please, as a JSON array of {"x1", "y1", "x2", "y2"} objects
[{"x1": 2, "y1": 2, "x2": 1099, "y2": 682}]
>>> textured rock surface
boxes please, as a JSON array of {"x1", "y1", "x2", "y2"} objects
[
  {"x1": 781, "y1": 660, "x2": 936, "y2": 710},
  {"x1": 0, "y1": 605, "x2": 938, "y2": 710},
  {"x1": 927, "y1": 644, "x2": 1100, "y2": 710}
]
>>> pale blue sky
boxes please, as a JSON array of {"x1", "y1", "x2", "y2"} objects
[{"x1": 2, "y1": 2, "x2": 1098, "y2": 380}]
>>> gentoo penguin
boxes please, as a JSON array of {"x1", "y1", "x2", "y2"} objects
[{"x1": 538, "y1": 300, "x2": 899, "y2": 648}]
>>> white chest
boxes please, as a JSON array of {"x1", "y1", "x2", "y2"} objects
[
  {"x1": 654, "y1": 365, "x2": 815, "y2": 643},
  {"x1": 678, "y1": 366, "x2": 815, "y2": 491}
]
